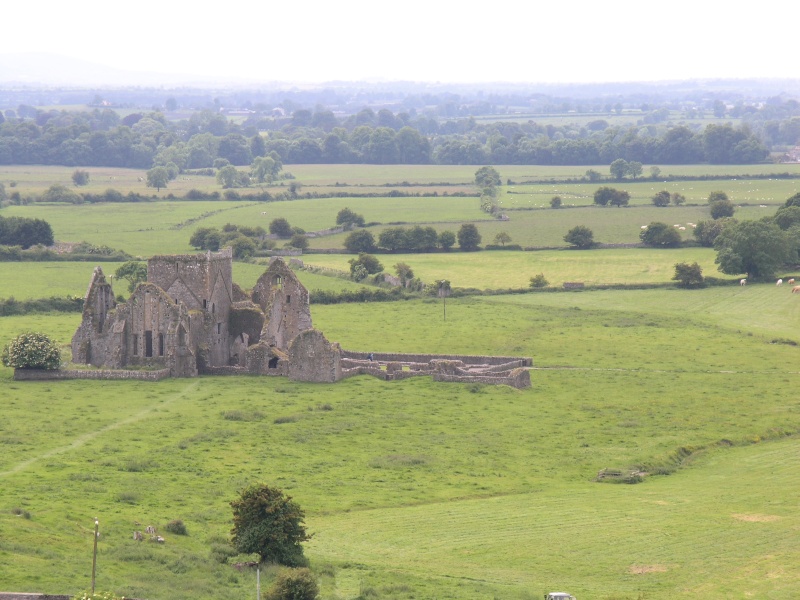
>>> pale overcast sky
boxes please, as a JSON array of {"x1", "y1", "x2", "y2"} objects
[{"x1": 2, "y1": 0, "x2": 797, "y2": 84}]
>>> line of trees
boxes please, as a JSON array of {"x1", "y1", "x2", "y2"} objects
[
  {"x1": 0, "y1": 215, "x2": 54, "y2": 248},
  {"x1": 344, "y1": 224, "x2": 480, "y2": 253},
  {"x1": 0, "y1": 106, "x2": 774, "y2": 169}
]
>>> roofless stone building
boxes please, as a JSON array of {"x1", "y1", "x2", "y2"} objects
[{"x1": 61, "y1": 251, "x2": 531, "y2": 388}]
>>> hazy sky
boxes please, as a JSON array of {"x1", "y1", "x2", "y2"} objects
[{"x1": 2, "y1": 0, "x2": 797, "y2": 84}]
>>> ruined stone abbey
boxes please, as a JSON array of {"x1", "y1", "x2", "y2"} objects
[{"x1": 64, "y1": 250, "x2": 531, "y2": 388}]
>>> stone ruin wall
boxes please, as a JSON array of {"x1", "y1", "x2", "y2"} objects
[
  {"x1": 341, "y1": 350, "x2": 533, "y2": 368},
  {"x1": 14, "y1": 368, "x2": 172, "y2": 381}
]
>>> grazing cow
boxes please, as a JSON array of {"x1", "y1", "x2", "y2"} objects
[
  {"x1": 740, "y1": 279, "x2": 747, "y2": 286},
  {"x1": 777, "y1": 279, "x2": 783, "y2": 286},
  {"x1": 789, "y1": 279, "x2": 796, "y2": 285},
  {"x1": 793, "y1": 286, "x2": 800, "y2": 294}
]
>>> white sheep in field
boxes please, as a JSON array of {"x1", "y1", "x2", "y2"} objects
[
  {"x1": 740, "y1": 278, "x2": 747, "y2": 286},
  {"x1": 777, "y1": 279, "x2": 783, "y2": 286},
  {"x1": 679, "y1": 226, "x2": 686, "y2": 231}
]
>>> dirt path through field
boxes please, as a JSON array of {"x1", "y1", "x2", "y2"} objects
[{"x1": 0, "y1": 380, "x2": 199, "y2": 478}]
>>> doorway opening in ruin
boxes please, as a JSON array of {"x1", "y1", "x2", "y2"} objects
[
  {"x1": 158, "y1": 333, "x2": 164, "y2": 356},
  {"x1": 268, "y1": 357, "x2": 279, "y2": 369}
]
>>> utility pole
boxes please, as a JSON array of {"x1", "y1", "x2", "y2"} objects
[{"x1": 91, "y1": 518, "x2": 99, "y2": 594}]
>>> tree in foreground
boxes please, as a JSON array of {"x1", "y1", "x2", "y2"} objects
[
  {"x1": 609, "y1": 159, "x2": 629, "y2": 180},
  {"x1": 115, "y1": 261, "x2": 148, "y2": 292},
  {"x1": 694, "y1": 218, "x2": 735, "y2": 247},
  {"x1": 474, "y1": 165, "x2": 501, "y2": 188},
  {"x1": 714, "y1": 220, "x2": 792, "y2": 279},
  {"x1": 563, "y1": 225, "x2": 594, "y2": 249},
  {"x1": 550, "y1": 196, "x2": 562, "y2": 209},
  {"x1": 230, "y1": 484, "x2": 311, "y2": 566},
  {"x1": 457, "y1": 224, "x2": 481, "y2": 251},
  {"x1": 2, "y1": 332, "x2": 61, "y2": 370},
  {"x1": 264, "y1": 568, "x2": 319, "y2": 600},
  {"x1": 673, "y1": 262, "x2": 705, "y2": 289}
]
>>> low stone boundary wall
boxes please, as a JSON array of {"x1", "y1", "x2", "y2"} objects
[
  {"x1": 14, "y1": 368, "x2": 171, "y2": 381},
  {"x1": 0, "y1": 594, "x2": 72, "y2": 600},
  {"x1": 341, "y1": 350, "x2": 532, "y2": 367},
  {"x1": 434, "y1": 368, "x2": 531, "y2": 389},
  {"x1": 563, "y1": 282, "x2": 585, "y2": 289}
]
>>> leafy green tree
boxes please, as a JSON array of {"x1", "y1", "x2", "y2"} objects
[
  {"x1": 609, "y1": 189, "x2": 630, "y2": 207},
  {"x1": 0, "y1": 216, "x2": 54, "y2": 248},
  {"x1": 336, "y1": 207, "x2": 365, "y2": 228},
  {"x1": 494, "y1": 232, "x2": 512, "y2": 246},
  {"x1": 378, "y1": 227, "x2": 409, "y2": 252},
  {"x1": 671, "y1": 192, "x2": 686, "y2": 206},
  {"x1": 190, "y1": 227, "x2": 217, "y2": 250},
  {"x1": 593, "y1": 186, "x2": 618, "y2": 206},
  {"x1": 585, "y1": 169, "x2": 602, "y2": 182},
  {"x1": 529, "y1": 273, "x2": 549, "y2": 288},
  {"x1": 2, "y1": 332, "x2": 61, "y2": 370},
  {"x1": 230, "y1": 484, "x2": 311, "y2": 566},
  {"x1": 406, "y1": 226, "x2": 438, "y2": 251},
  {"x1": 773, "y1": 205, "x2": 800, "y2": 230},
  {"x1": 649, "y1": 166, "x2": 661, "y2": 179},
  {"x1": 217, "y1": 165, "x2": 240, "y2": 189},
  {"x1": 269, "y1": 218, "x2": 293, "y2": 238},
  {"x1": 349, "y1": 253, "x2": 383, "y2": 277},
  {"x1": 694, "y1": 218, "x2": 735, "y2": 247},
  {"x1": 564, "y1": 225, "x2": 594, "y2": 249},
  {"x1": 42, "y1": 184, "x2": 83, "y2": 204},
  {"x1": 673, "y1": 262, "x2": 705, "y2": 288},
  {"x1": 714, "y1": 220, "x2": 792, "y2": 279},
  {"x1": 250, "y1": 156, "x2": 280, "y2": 183},
  {"x1": 474, "y1": 166, "x2": 501, "y2": 188},
  {"x1": 394, "y1": 262, "x2": 414, "y2": 285},
  {"x1": 438, "y1": 230, "x2": 456, "y2": 251},
  {"x1": 783, "y1": 192, "x2": 800, "y2": 208},
  {"x1": 550, "y1": 196, "x2": 562, "y2": 209},
  {"x1": 288, "y1": 234, "x2": 308, "y2": 250},
  {"x1": 344, "y1": 230, "x2": 376, "y2": 253},
  {"x1": 146, "y1": 166, "x2": 170, "y2": 192},
  {"x1": 229, "y1": 236, "x2": 256, "y2": 259},
  {"x1": 627, "y1": 161, "x2": 643, "y2": 179},
  {"x1": 640, "y1": 222, "x2": 681, "y2": 248},
  {"x1": 710, "y1": 199, "x2": 735, "y2": 219},
  {"x1": 708, "y1": 191, "x2": 729, "y2": 204},
  {"x1": 457, "y1": 224, "x2": 481, "y2": 251},
  {"x1": 72, "y1": 169, "x2": 90, "y2": 186},
  {"x1": 264, "y1": 568, "x2": 319, "y2": 600},
  {"x1": 115, "y1": 261, "x2": 148, "y2": 292},
  {"x1": 652, "y1": 190, "x2": 671, "y2": 207},
  {"x1": 609, "y1": 159, "x2": 629, "y2": 180}
]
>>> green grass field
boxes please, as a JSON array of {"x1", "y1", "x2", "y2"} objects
[
  {"x1": 2, "y1": 284, "x2": 800, "y2": 599},
  {"x1": 2, "y1": 162, "x2": 800, "y2": 599}
]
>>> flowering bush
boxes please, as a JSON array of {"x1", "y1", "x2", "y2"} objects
[
  {"x1": 74, "y1": 592, "x2": 125, "y2": 600},
  {"x1": 2, "y1": 331, "x2": 61, "y2": 369}
]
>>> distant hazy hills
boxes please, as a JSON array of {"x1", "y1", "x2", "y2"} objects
[{"x1": 0, "y1": 52, "x2": 253, "y2": 87}]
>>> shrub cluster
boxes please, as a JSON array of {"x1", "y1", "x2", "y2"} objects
[{"x1": 2, "y1": 331, "x2": 62, "y2": 370}]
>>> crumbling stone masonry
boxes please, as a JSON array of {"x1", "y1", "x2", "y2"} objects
[{"x1": 61, "y1": 252, "x2": 532, "y2": 388}]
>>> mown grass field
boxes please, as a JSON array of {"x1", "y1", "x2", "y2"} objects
[
  {"x1": 0, "y1": 261, "x2": 369, "y2": 300},
  {"x1": 303, "y1": 247, "x2": 744, "y2": 288},
  {"x1": 1, "y1": 284, "x2": 800, "y2": 600},
  {"x1": 2, "y1": 162, "x2": 800, "y2": 599}
]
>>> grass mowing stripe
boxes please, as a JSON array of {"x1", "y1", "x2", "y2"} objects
[{"x1": 0, "y1": 380, "x2": 199, "y2": 478}]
